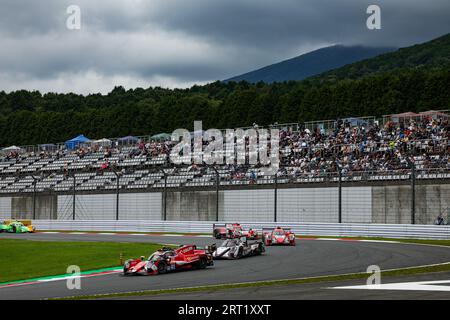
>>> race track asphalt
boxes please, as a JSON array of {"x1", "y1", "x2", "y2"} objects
[{"x1": 1, "y1": 232, "x2": 450, "y2": 300}]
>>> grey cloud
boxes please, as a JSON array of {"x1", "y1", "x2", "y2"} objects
[{"x1": 0, "y1": 0, "x2": 449, "y2": 94}]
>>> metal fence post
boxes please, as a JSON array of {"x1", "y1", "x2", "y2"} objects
[
  {"x1": 411, "y1": 162, "x2": 416, "y2": 225},
  {"x1": 163, "y1": 172, "x2": 167, "y2": 221},
  {"x1": 115, "y1": 172, "x2": 120, "y2": 221},
  {"x1": 72, "y1": 174, "x2": 76, "y2": 220},
  {"x1": 159, "y1": 169, "x2": 167, "y2": 221},
  {"x1": 211, "y1": 166, "x2": 220, "y2": 221},
  {"x1": 274, "y1": 173, "x2": 278, "y2": 223},
  {"x1": 32, "y1": 176, "x2": 37, "y2": 220},
  {"x1": 215, "y1": 169, "x2": 219, "y2": 222},
  {"x1": 338, "y1": 168, "x2": 342, "y2": 223}
]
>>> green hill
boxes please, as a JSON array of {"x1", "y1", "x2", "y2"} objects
[
  {"x1": 312, "y1": 32, "x2": 450, "y2": 82},
  {"x1": 225, "y1": 45, "x2": 394, "y2": 83}
]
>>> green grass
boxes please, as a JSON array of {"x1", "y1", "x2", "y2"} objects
[{"x1": 0, "y1": 239, "x2": 162, "y2": 283}]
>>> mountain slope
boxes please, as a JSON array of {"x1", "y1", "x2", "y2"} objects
[
  {"x1": 225, "y1": 45, "x2": 395, "y2": 83},
  {"x1": 313, "y1": 32, "x2": 450, "y2": 82}
]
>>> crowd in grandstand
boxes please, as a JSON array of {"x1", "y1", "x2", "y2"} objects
[
  {"x1": 1, "y1": 114, "x2": 449, "y2": 180},
  {"x1": 280, "y1": 116, "x2": 449, "y2": 176}
]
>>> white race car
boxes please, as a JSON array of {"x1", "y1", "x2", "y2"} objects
[{"x1": 212, "y1": 237, "x2": 265, "y2": 259}]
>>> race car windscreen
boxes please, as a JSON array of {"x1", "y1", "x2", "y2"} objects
[
  {"x1": 221, "y1": 240, "x2": 238, "y2": 247},
  {"x1": 149, "y1": 253, "x2": 162, "y2": 262}
]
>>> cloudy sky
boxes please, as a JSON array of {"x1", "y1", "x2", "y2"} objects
[{"x1": 1, "y1": 0, "x2": 449, "y2": 94}]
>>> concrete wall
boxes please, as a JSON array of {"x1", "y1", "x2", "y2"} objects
[
  {"x1": 0, "y1": 197, "x2": 11, "y2": 220},
  {"x1": 342, "y1": 187, "x2": 372, "y2": 223},
  {"x1": 274, "y1": 187, "x2": 371, "y2": 223},
  {"x1": 0, "y1": 183, "x2": 447, "y2": 223},
  {"x1": 10, "y1": 195, "x2": 57, "y2": 220},
  {"x1": 223, "y1": 189, "x2": 274, "y2": 221},
  {"x1": 372, "y1": 184, "x2": 450, "y2": 224},
  {"x1": 277, "y1": 187, "x2": 338, "y2": 222},
  {"x1": 119, "y1": 192, "x2": 162, "y2": 220},
  {"x1": 416, "y1": 184, "x2": 450, "y2": 225},
  {"x1": 57, "y1": 193, "x2": 162, "y2": 220},
  {"x1": 58, "y1": 194, "x2": 115, "y2": 220},
  {"x1": 166, "y1": 191, "x2": 218, "y2": 221}
]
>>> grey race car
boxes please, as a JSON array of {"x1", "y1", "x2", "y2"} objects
[{"x1": 212, "y1": 237, "x2": 265, "y2": 259}]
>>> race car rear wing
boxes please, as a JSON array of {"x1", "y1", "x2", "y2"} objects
[
  {"x1": 213, "y1": 223, "x2": 242, "y2": 229},
  {"x1": 3, "y1": 220, "x2": 33, "y2": 226},
  {"x1": 262, "y1": 227, "x2": 292, "y2": 232}
]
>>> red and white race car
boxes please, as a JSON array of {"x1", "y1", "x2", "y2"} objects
[
  {"x1": 123, "y1": 245, "x2": 214, "y2": 275},
  {"x1": 262, "y1": 227, "x2": 296, "y2": 246},
  {"x1": 213, "y1": 223, "x2": 259, "y2": 240}
]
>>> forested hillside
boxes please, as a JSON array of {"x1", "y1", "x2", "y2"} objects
[
  {"x1": 313, "y1": 32, "x2": 450, "y2": 82},
  {"x1": 0, "y1": 33, "x2": 449, "y2": 146}
]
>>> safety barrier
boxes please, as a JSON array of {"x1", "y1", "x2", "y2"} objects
[{"x1": 30, "y1": 220, "x2": 450, "y2": 240}]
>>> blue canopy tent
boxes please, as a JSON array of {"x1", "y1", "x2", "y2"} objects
[{"x1": 65, "y1": 135, "x2": 91, "y2": 150}]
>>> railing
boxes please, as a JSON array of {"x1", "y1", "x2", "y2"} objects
[{"x1": 30, "y1": 220, "x2": 450, "y2": 240}]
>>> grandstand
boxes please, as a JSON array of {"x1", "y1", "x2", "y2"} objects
[{"x1": 0, "y1": 111, "x2": 449, "y2": 224}]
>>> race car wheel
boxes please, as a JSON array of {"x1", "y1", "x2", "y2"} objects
[
  {"x1": 236, "y1": 247, "x2": 243, "y2": 259},
  {"x1": 256, "y1": 243, "x2": 264, "y2": 255},
  {"x1": 157, "y1": 261, "x2": 167, "y2": 274},
  {"x1": 214, "y1": 231, "x2": 221, "y2": 239},
  {"x1": 198, "y1": 257, "x2": 208, "y2": 269},
  {"x1": 11, "y1": 226, "x2": 16, "y2": 233}
]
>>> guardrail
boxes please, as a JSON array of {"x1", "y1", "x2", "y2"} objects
[{"x1": 30, "y1": 220, "x2": 450, "y2": 240}]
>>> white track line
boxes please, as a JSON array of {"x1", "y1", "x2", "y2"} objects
[{"x1": 331, "y1": 280, "x2": 450, "y2": 291}]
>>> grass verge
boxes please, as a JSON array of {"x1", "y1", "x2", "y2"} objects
[{"x1": 0, "y1": 239, "x2": 161, "y2": 283}]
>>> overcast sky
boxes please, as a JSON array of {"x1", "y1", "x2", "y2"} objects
[{"x1": 1, "y1": 0, "x2": 449, "y2": 94}]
